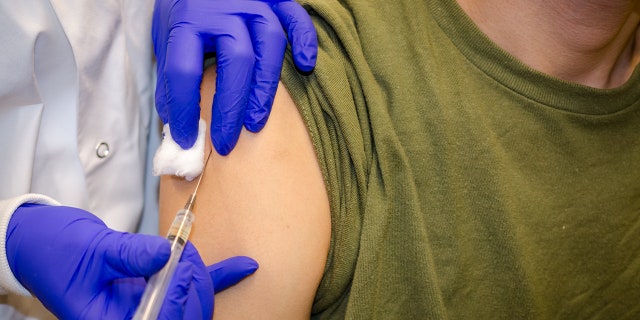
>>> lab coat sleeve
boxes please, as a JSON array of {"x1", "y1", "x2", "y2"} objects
[{"x1": 0, "y1": 194, "x2": 60, "y2": 296}]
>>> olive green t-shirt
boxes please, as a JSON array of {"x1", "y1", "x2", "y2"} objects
[{"x1": 281, "y1": 0, "x2": 640, "y2": 318}]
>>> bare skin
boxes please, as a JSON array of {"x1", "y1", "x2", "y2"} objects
[
  {"x1": 158, "y1": 1, "x2": 640, "y2": 319},
  {"x1": 159, "y1": 67, "x2": 331, "y2": 319},
  {"x1": 455, "y1": 0, "x2": 640, "y2": 88}
]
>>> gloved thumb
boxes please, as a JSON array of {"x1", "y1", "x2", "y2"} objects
[
  {"x1": 103, "y1": 233, "x2": 172, "y2": 279},
  {"x1": 207, "y1": 256, "x2": 259, "y2": 293}
]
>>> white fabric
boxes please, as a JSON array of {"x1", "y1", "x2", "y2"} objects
[
  {"x1": 0, "y1": 0, "x2": 155, "y2": 298},
  {"x1": 139, "y1": 111, "x2": 162, "y2": 235},
  {"x1": 0, "y1": 304, "x2": 41, "y2": 320},
  {"x1": 153, "y1": 119, "x2": 207, "y2": 181}
]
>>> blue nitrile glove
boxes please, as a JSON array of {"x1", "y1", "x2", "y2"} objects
[
  {"x1": 153, "y1": 0, "x2": 318, "y2": 155},
  {"x1": 6, "y1": 204, "x2": 258, "y2": 319}
]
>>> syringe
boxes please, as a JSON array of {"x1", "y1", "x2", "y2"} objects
[{"x1": 133, "y1": 150, "x2": 212, "y2": 320}]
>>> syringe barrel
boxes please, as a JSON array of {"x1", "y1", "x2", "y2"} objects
[{"x1": 132, "y1": 209, "x2": 195, "y2": 320}]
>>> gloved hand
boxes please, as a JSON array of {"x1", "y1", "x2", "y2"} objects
[
  {"x1": 153, "y1": 0, "x2": 318, "y2": 155},
  {"x1": 6, "y1": 204, "x2": 258, "y2": 319}
]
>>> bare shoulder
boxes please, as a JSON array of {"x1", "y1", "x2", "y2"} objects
[{"x1": 158, "y1": 67, "x2": 331, "y2": 319}]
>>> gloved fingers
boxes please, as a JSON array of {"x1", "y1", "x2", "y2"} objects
[
  {"x1": 155, "y1": 62, "x2": 170, "y2": 124},
  {"x1": 157, "y1": 261, "x2": 194, "y2": 320},
  {"x1": 207, "y1": 256, "x2": 259, "y2": 293},
  {"x1": 271, "y1": 1, "x2": 318, "y2": 73},
  {"x1": 243, "y1": 9, "x2": 287, "y2": 133},
  {"x1": 164, "y1": 27, "x2": 205, "y2": 149},
  {"x1": 151, "y1": 0, "x2": 173, "y2": 124},
  {"x1": 103, "y1": 233, "x2": 171, "y2": 280},
  {"x1": 180, "y1": 242, "x2": 214, "y2": 318},
  {"x1": 211, "y1": 25, "x2": 254, "y2": 155}
]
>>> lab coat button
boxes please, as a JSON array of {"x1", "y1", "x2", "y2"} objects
[{"x1": 96, "y1": 142, "x2": 110, "y2": 158}]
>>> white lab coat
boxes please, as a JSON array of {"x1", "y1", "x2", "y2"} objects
[{"x1": 0, "y1": 0, "x2": 156, "y2": 306}]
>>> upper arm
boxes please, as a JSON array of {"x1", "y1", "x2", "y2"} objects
[{"x1": 158, "y1": 67, "x2": 331, "y2": 319}]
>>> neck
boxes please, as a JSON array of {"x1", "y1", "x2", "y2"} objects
[{"x1": 456, "y1": 0, "x2": 640, "y2": 88}]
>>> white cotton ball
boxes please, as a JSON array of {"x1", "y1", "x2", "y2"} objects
[{"x1": 153, "y1": 119, "x2": 206, "y2": 181}]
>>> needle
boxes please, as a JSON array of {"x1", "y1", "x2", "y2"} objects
[
  {"x1": 184, "y1": 149, "x2": 212, "y2": 211},
  {"x1": 133, "y1": 148, "x2": 213, "y2": 320}
]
